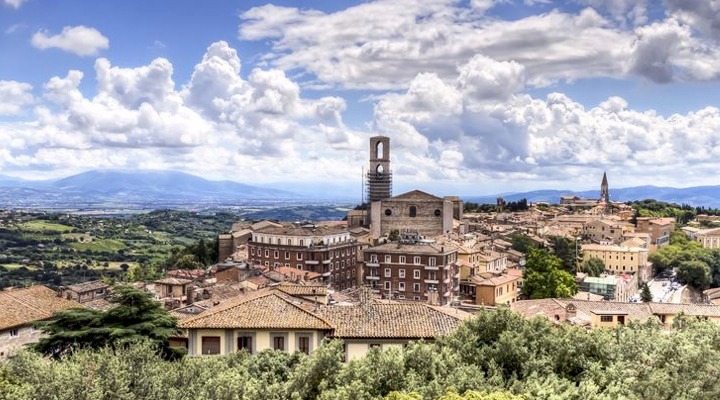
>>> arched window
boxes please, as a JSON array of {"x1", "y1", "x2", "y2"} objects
[
  {"x1": 376, "y1": 164, "x2": 384, "y2": 175},
  {"x1": 376, "y1": 141, "x2": 384, "y2": 159},
  {"x1": 409, "y1": 206, "x2": 417, "y2": 217}
]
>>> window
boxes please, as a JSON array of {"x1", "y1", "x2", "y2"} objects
[
  {"x1": 272, "y1": 334, "x2": 287, "y2": 351},
  {"x1": 9, "y1": 329, "x2": 19, "y2": 338},
  {"x1": 385, "y1": 255, "x2": 392, "y2": 263},
  {"x1": 413, "y1": 256, "x2": 421, "y2": 265},
  {"x1": 413, "y1": 283, "x2": 421, "y2": 292},
  {"x1": 399, "y1": 256, "x2": 406, "y2": 264},
  {"x1": 297, "y1": 253, "x2": 303, "y2": 260},
  {"x1": 414, "y1": 270, "x2": 421, "y2": 279},
  {"x1": 201, "y1": 336, "x2": 221, "y2": 355},
  {"x1": 600, "y1": 315, "x2": 613, "y2": 322},
  {"x1": 398, "y1": 282, "x2": 405, "y2": 291},
  {"x1": 237, "y1": 336, "x2": 253, "y2": 354},
  {"x1": 399, "y1": 269, "x2": 406, "y2": 278},
  {"x1": 251, "y1": 248, "x2": 255, "y2": 256},
  {"x1": 274, "y1": 251, "x2": 279, "y2": 259},
  {"x1": 384, "y1": 268, "x2": 391, "y2": 277},
  {"x1": 385, "y1": 209, "x2": 392, "y2": 216},
  {"x1": 409, "y1": 206, "x2": 417, "y2": 217},
  {"x1": 264, "y1": 249, "x2": 269, "y2": 257},
  {"x1": 297, "y1": 335, "x2": 311, "y2": 355},
  {"x1": 370, "y1": 254, "x2": 378, "y2": 263},
  {"x1": 384, "y1": 281, "x2": 391, "y2": 290},
  {"x1": 285, "y1": 251, "x2": 290, "y2": 260},
  {"x1": 287, "y1": 239, "x2": 292, "y2": 245},
  {"x1": 434, "y1": 209, "x2": 441, "y2": 216},
  {"x1": 429, "y1": 257, "x2": 436, "y2": 266}
]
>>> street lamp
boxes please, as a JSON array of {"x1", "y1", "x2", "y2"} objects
[{"x1": 575, "y1": 236, "x2": 582, "y2": 272}]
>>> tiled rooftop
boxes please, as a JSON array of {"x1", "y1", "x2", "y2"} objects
[
  {"x1": 179, "y1": 291, "x2": 333, "y2": 330},
  {"x1": 0, "y1": 285, "x2": 83, "y2": 331},
  {"x1": 65, "y1": 280, "x2": 109, "y2": 293},
  {"x1": 317, "y1": 302, "x2": 469, "y2": 338}
]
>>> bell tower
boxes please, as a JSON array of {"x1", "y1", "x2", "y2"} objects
[
  {"x1": 600, "y1": 172, "x2": 609, "y2": 203},
  {"x1": 367, "y1": 136, "x2": 392, "y2": 202}
]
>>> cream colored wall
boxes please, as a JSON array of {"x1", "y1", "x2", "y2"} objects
[
  {"x1": 0, "y1": 326, "x2": 44, "y2": 359},
  {"x1": 344, "y1": 340, "x2": 409, "y2": 361},
  {"x1": 194, "y1": 329, "x2": 227, "y2": 355},
  {"x1": 583, "y1": 248, "x2": 646, "y2": 274},
  {"x1": 590, "y1": 314, "x2": 621, "y2": 328},
  {"x1": 194, "y1": 329, "x2": 323, "y2": 356}
]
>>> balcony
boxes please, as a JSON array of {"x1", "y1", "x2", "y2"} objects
[
  {"x1": 322, "y1": 271, "x2": 331, "y2": 277},
  {"x1": 305, "y1": 260, "x2": 319, "y2": 265},
  {"x1": 424, "y1": 265, "x2": 439, "y2": 271},
  {"x1": 366, "y1": 262, "x2": 380, "y2": 267},
  {"x1": 424, "y1": 279, "x2": 439, "y2": 285},
  {"x1": 365, "y1": 275, "x2": 380, "y2": 280},
  {"x1": 322, "y1": 260, "x2": 332, "y2": 264}
]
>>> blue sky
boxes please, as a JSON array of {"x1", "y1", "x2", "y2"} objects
[{"x1": 2, "y1": 0, "x2": 720, "y2": 197}]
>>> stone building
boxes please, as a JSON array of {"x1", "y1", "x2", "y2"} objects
[
  {"x1": 361, "y1": 241, "x2": 459, "y2": 305},
  {"x1": 635, "y1": 217, "x2": 674, "y2": 251},
  {"x1": 0, "y1": 286, "x2": 82, "y2": 359},
  {"x1": 581, "y1": 243, "x2": 650, "y2": 282},
  {"x1": 247, "y1": 224, "x2": 359, "y2": 290},
  {"x1": 370, "y1": 190, "x2": 456, "y2": 239}
]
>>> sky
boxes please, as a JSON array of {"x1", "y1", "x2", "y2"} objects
[{"x1": 2, "y1": 0, "x2": 720, "y2": 197}]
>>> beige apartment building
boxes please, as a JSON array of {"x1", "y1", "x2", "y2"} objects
[
  {"x1": 635, "y1": 217, "x2": 674, "y2": 251},
  {"x1": 583, "y1": 219, "x2": 634, "y2": 244},
  {"x1": 688, "y1": 227, "x2": 720, "y2": 249},
  {"x1": 581, "y1": 244, "x2": 649, "y2": 280}
]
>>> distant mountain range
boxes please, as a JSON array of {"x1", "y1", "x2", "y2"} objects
[
  {"x1": 2, "y1": 169, "x2": 720, "y2": 210},
  {"x1": 463, "y1": 185, "x2": 720, "y2": 208},
  {"x1": 0, "y1": 170, "x2": 300, "y2": 209}
]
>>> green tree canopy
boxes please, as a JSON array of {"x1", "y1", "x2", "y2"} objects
[
  {"x1": 521, "y1": 248, "x2": 578, "y2": 299},
  {"x1": 582, "y1": 257, "x2": 605, "y2": 277},
  {"x1": 676, "y1": 260, "x2": 712, "y2": 290},
  {"x1": 33, "y1": 285, "x2": 181, "y2": 360},
  {"x1": 640, "y1": 282, "x2": 653, "y2": 302}
]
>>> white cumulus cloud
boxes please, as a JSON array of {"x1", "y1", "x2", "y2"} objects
[
  {"x1": 0, "y1": 80, "x2": 34, "y2": 115},
  {"x1": 31, "y1": 26, "x2": 109, "y2": 56}
]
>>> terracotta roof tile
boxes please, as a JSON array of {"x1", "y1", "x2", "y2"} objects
[
  {"x1": 0, "y1": 285, "x2": 83, "y2": 330},
  {"x1": 179, "y1": 291, "x2": 333, "y2": 330},
  {"x1": 275, "y1": 281, "x2": 327, "y2": 296},
  {"x1": 65, "y1": 280, "x2": 109, "y2": 293},
  {"x1": 316, "y1": 302, "x2": 467, "y2": 338}
]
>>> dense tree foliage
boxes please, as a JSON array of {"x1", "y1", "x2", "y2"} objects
[
  {"x1": 33, "y1": 285, "x2": 181, "y2": 360},
  {"x1": 521, "y1": 248, "x2": 578, "y2": 299},
  {"x1": 509, "y1": 234, "x2": 537, "y2": 254},
  {"x1": 547, "y1": 236, "x2": 579, "y2": 272},
  {"x1": 6, "y1": 309, "x2": 720, "y2": 399},
  {"x1": 649, "y1": 232, "x2": 720, "y2": 290},
  {"x1": 464, "y1": 199, "x2": 528, "y2": 213},
  {"x1": 582, "y1": 257, "x2": 605, "y2": 277},
  {"x1": 640, "y1": 282, "x2": 653, "y2": 302}
]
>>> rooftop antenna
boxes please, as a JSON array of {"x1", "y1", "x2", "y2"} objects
[{"x1": 361, "y1": 166, "x2": 365, "y2": 206}]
